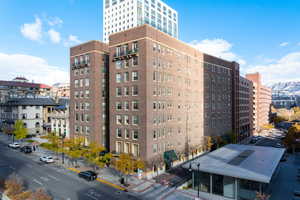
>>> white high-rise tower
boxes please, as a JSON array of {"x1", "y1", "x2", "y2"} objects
[{"x1": 103, "y1": 0, "x2": 178, "y2": 43}]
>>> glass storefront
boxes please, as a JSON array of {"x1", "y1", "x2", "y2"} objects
[{"x1": 191, "y1": 172, "x2": 262, "y2": 200}]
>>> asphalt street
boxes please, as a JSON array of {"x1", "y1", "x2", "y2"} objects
[{"x1": 0, "y1": 135, "x2": 140, "y2": 200}]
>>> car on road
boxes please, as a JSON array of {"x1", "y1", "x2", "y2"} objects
[
  {"x1": 40, "y1": 156, "x2": 54, "y2": 163},
  {"x1": 8, "y1": 143, "x2": 20, "y2": 148},
  {"x1": 78, "y1": 171, "x2": 98, "y2": 181},
  {"x1": 20, "y1": 146, "x2": 32, "y2": 153}
]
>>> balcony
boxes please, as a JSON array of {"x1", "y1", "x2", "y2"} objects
[
  {"x1": 113, "y1": 49, "x2": 138, "y2": 62},
  {"x1": 71, "y1": 62, "x2": 90, "y2": 70}
]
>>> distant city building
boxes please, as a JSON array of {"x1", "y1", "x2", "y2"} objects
[
  {"x1": 246, "y1": 72, "x2": 272, "y2": 132},
  {"x1": 0, "y1": 98, "x2": 57, "y2": 135},
  {"x1": 238, "y1": 76, "x2": 254, "y2": 140},
  {"x1": 103, "y1": 0, "x2": 178, "y2": 43},
  {"x1": 69, "y1": 25, "x2": 252, "y2": 176},
  {"x1": 0, "y1": 77, "x2": 51, "y2": 103},
  {"x1": 50, "y1": 98, "x2": 70, "y2": 138},
  {"x1": 51, "y1": 83, "x2": 70, "y2": 98},
  {"x1": 272, "y1": 94, "x2": 297, "y2": 109}
]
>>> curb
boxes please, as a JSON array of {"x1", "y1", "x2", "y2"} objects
[{"x1": 67, "y1": 168, "x2": 126, "y2": 191}]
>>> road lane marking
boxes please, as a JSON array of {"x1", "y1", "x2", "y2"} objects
[
  {"x1": 33, "y1": 179, "x2": 43, "y2": 186},
  {"x1": 48, "y1": 174, "x2": 59, "y2": 181},
  {"x1": 85, "y1": 193, "x2": 99, "y2": 200},
  {"x1": 40, "y1": 176, "x2": 50, "y2": 182}
]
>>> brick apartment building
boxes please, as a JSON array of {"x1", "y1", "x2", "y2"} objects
[
  {"x1": 238, "y1": 76, "x2": 254, "y2": 140},
  {"x1": 246, "y1": 72, "x2": 272, "y2": 132},
  {"x1": 70, "y1": 42, "x2": 109, "y2": 147},
  {"x1": 69, "y1": 25, "x2": 254, "y2": 172}
]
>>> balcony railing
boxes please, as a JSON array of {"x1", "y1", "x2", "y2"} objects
[
  {"x1": 71, "y1": 62, "x2": 90, "y2": 69},
  {"x1": 113, "y1": 49, "x2": 138, "y2": 62}
]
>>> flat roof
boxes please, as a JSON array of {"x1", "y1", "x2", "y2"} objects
[{"x1": 182, "y1": 144, "x2": 285, "y2": 183}]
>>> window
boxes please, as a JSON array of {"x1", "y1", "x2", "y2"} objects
[
  {"x1": 125, "y1": 129, "x2": 130, "y2": 139},
  {"x1": 132, "y1": 115, "x2": 139, "y2": 125},
  {"x1": 124, "y1": 115, "x2": 129, "y2": 125},
  {"x1": 132, "y1": 42, "x2": 138, "y2": 52},
  {"x1": 86, "y1": 126, "x2": 91, "y2": 134},
  {"x1": 75, "y1": 102, "x2": 79, "y2": 110},
  {"x1": 132, "y1": 101, "x2": 139, "y2": 110},
  {"x1": 80, "y1": 79, "x2": 83, "y2": 87},
  {"x1": 132, "y1": 130, "x2": 138, "y2": 140},
  {"x1": 86, "y1": 103, "x2": 90, "y2": 110},
  {"x1": 116, "y1": 73, "x2": 122, "y2": 83},
  {"x1": 116, "y1": 60, "x2": 122, "y2": 69},
  {"x1": 124, "y1": 87, "x2": 129, "y2": 96},
  {"x1": 116, "y1": 102, "x2": 122, "y2": 110},
  {"x1": 116, "y1": 115, "x2": 122, "y2": 124},
  {"x1": 116, "y1": 128, "x2": 122, "y2": 138},
  {"x1": 132, "y1": 71, "x2": 139, "y2": 81},
  {"x1": 124, "y1": 142, "x2": 130, "y2": 154},
  {"x1": 124, "y1": 72, "x2": 129, "y2": 82},
  {"x1": 116, "y1": 141, "x2": 122, "y2": 153},
  {"x1": 74, "y1": 80, "x2": 79, "y2": 88},
  {"x1": 85, "y1": 79, "x2": 90, "y2": 87},
  {"x1": 153, "y1": 144, "x2": 158, "y2": 153},
  {"x1": 132, "y1": 85, "x2": 138, "y2": 96},
  {"x1": 80, "y1": 91, "x2": 84, "y2": 98},
  {"x1": 85, "y1": 90, "x2": 90, "y2": 98},
  {"x1": 132, "y1": 57, "x2": 138, "y2": 65},
  {"x1": 85, "y1": 114, "x2": 90, "y2": 122},
  {"x1": 124, "y1": 101, "x2": 129, "y2": 110},
  {"x1": 35, "y1": 113, "x2": 40, "y2": 119},
  {"x1": 75, "y1": 91, "x2": 79, "y2": 98},
  {"x1": 132, "y1": 144, "x2": 139, "y2": 157},
  {"x1": 116, "y1": 87, "x2": 122, "y2": 97},
  {"x1": 153, "y1": 130, "x2": 157, "y2": 140},
  {"x1": 81, "y1": 103, "x2": 85, "y2": 110},
  {"x1": 21, "y1": 113, "x2": 27, "y2": 119}
]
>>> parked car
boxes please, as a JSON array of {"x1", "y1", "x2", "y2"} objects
[
  {"x1": 20, "y1": 146, "x2": 32, "y2": 153},
  {"x1": 40, "y1": 156, "x2": 54, "y2": 163},
  {"x1": 8, "y1": 143, "x2": 20, "y2": 148},
  {"x1": 78, "y1": 171, "x2": 98, "y2": 181}
]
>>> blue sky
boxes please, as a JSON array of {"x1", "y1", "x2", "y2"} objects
[{"x1": 0, "y1": 0, "x2": 300, "y2": 85}]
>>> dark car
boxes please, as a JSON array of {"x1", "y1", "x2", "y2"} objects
[
  {"x1": 78, "y1": 171, "x2": 98, "y2": 181},
  {"x1": 20, "y1": 146, "x2": 32, "y2": 154}
]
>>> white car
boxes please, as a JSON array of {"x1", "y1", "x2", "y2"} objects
[
  {"x1": 40, "y1": 156, "x2": 54, "y2": 163},
  {"x1": 8, "y1": 143, "x2": 20, "y2": 148}
]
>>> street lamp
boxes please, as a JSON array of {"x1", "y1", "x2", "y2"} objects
[
  {"x1": 60, "y1": 132, "x2": 66, "y2": 165},
  {"x1": 197, "y1": 163, "x2": 200, "y2": 198}
]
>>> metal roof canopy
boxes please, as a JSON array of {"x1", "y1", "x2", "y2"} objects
[{"x1": 182, "y1": 144, "x2": 285, "y2": 183}]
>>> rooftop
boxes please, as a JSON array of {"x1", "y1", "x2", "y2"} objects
[
  {"x1": 1, "y1": 98, "x2": 57, "y2": 106},
  {"x1": 182, "y1": 144, "x2": 285, "y2": 183}
]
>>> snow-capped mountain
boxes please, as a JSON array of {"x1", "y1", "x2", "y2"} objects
[{"x1": 271, "y1": 81, "x2": 300, "y2": 96}]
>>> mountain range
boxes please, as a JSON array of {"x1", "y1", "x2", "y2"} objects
[{"x1": 271, "y1": 81, "x2": 300, "y2": 96}]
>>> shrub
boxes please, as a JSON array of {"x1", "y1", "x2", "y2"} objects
[
  {"x1": 26, "y1": 139, "x2": 35, "y2": 143},
  {"x1": 4, "y1": 174, "x2": 24, "y2": 197}
]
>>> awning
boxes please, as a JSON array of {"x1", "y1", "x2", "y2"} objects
[{"x1": 164, "y1": 150, "x2": 178, "y2": 163}]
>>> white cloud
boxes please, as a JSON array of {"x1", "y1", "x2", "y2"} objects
[
  {"x1": 0, "y1": 52, "x2": 69, "y2": 85},
  {"x1": 246, "y1": 51, "x2": 300, "y2": 84},
  {"x1": 47, "y1": 16, "x2": 63, "y2": 26},
  {"x1": 48, "y1": 29, "x2": 61, "y2": 44},
  {"x1": 20, "y1": 17, "x2": 42, "y2": 41},
  {"x1": 68, "y1": 35, "x2": 81, "y2": 43},
  {"x1": 280, "y1": 42, "x2": 289, "y2": 47},
  {"x1": 64, "y1": 35, "x2": 81, "y2": 47},
  {"x1": 190, "y1": 39, "x2": 246, "y2": 65}
]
